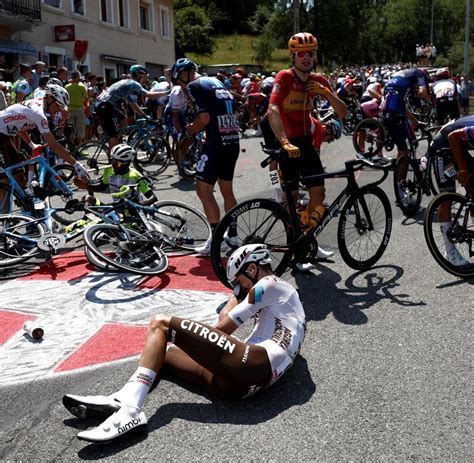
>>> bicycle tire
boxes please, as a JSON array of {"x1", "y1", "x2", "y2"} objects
[
  {"x1": 0, "y1": 183, "x2": 31, "y2": 214},
  {"x1": 84, "y1": 223, "x2": 169, "y2": 275},
  {"x1": 423, "y1": 192, "x2": 474, "y2": 278},
  {"x1": 0, "y1": 213, "x2": 45, "y2": 267},
  {"x1": 45, "y1": 164, "x2": 84, "y2": 225},
  {"x1": 133, "y1": 136, "x2": 171, "y2": 177},
  {"x1": 174, "y1": 136, "x2": 197, "y2": 181},
  {"x1": 150, "y1": 200, "x2": 211, "y2": 252},
  {"x1": 75, "y1": 140, "x2": 110, "y2": 182},
  {"x1": 352, "y1": 118, "x2": 386, "y2": 156},
  {"x1": 83, "y1": 231, "x2": 120, "y2": 272},
  {"x1": 393, "y1": 155, "x2": 422, "y2": 216},
  {"x1": 338, "y1": 186, "x2": 392, "y2": 270},
  {"x1": 211, "y1": 198, "x2": 294, "y2": 288},
  {"x1": 427, "y1": 158, "x2": 439, "y2": 197}
]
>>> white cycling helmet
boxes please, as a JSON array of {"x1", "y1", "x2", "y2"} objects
[
  {"x1": 45, "y1": 83, "x2": 70, "y2": 107},
  {"x1": 226, "y1": 244, "x2": 271, "y2": 284},
  {"x1": 110, "y1": 143, "x2": 136, "y2": 162}
]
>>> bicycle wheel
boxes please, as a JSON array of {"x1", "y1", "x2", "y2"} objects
[
  {"x1": 0, "y1": 183, "x2": 30, "y2": 214},
  {"x1": 151, "y1": 200, "x2": 211, "y2": 252},
  {"x1": 338, "y1": 186, "x2": 392, "y2": 270},
  {"x1": 423, "y1": 192, "x2": 474, "y2": 278},
  {"x1": 84, "y1": 223, "x2": 169, "y2": 276},
  {"x1": 83, "y1": 231, "x2": 120, "y2": 272},
  {"x1": 45, "y1": 164, "x2": 85, "y2": 225},
  {"x1": 393, "y1": 155, "x2": 422, "y2": 216},
  {"x1": 0, "y1": 214, "x2": 45, "y2": 267},
  {"x1": 174, "y1": 136, "x2": 198, "y2": 181},
  {"x1": 352, "y1": 118, "x2": 386, "y2": 156},
  {"x1": 133, "y1": 136, "x2": 171, "y2": 177},
  {"x1": 211, "y1": 199, "x2": 294, "y2": 288},
  {"x1": 426, "y1": 157, "x2": 439, "y2": 197},
  {"x1": 75, "y1": 140, "x2": 110, "y2": 182}
]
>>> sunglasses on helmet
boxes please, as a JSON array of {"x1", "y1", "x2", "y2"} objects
[{"x1": 294, "y1": 50, "x2": 316, "y2": 59}]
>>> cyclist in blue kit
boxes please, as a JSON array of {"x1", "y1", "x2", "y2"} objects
[
  {"x1": 170, "y1": 58, "x2": 240, "y2": 254},
  {"x1": 95, "y1": 65, "x2": 170, "y2": 152},
  {"x1": 382, "y1": 67, "x2": 431, "y2": 161}
]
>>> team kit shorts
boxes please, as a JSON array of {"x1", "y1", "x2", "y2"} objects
[
  {"x1": 95, "y1": 101, "x2": 126, "y2": 137},
  {"x1": 195, "y1": 142, "x2": 240, "y2": 185}
]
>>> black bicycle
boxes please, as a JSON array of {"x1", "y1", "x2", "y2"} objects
[
  {"x1": 210, "y1": 147, "x2": 393, "y2": 288},
  {"x1": 423, "y1": 186, "x2": 474, "y2": 278}
]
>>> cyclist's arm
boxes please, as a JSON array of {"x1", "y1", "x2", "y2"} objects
[
  {"x1": 73, "y1": 176, "x2": 107, "y2": 192},
  {"x1": 172, "y1": 110, "x2": 182, "y2": 133},
  {"x1": 186, "y1": 112, "x2": 209, "y2": 135},
  {"x1": 17, "y1": 130, "x2": 34, "y2": 148},
  {"x1": 405, "y1": 106, "x2": 418, "y2": 127},
  {"x1": 128, "y1": 101, "x2": 147, "y2": 118},
  {"x1": 418, "y1": 86, "x2": 430, "y2": 103},
  {"x1": 215, "y1": 296, "x2": 240, "y2": 334},
  {"x1": 138, "y1": 178, "x2": 157, "y2": 205},
  {"x1": 42, "y1": 132, "x2": 77, "y2": 165},
  {"x1": 267, "y1": 103, "x2": 287, "y2": 144},
  {"x1": 322, "y1": 90, "x2": 348, "y2": 119}
]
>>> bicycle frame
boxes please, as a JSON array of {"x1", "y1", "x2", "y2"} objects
[
  {"x1": 282, "y1": 158, "x2": 391, "y2": 247},
  {"x1": 0, "y1": 153, "x2": 73, "y2": 215}
]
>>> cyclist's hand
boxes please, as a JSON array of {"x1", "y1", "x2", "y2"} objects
[
  {"x1": 457, "y1": 170, "x2": 470, "y2": 187},
  {"x1": 281, "y1": 139, "x2": 300, "y2": 158},
  {"x1": 73, "y1": 161, "x2": 89, "y2": 181},
  {"x1": 307, "y1": 81, "x2": 330, "y2": 98}
]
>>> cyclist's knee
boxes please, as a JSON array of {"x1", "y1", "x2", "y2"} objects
[{"x1": 148, "y1": 313, "x2": 171, "y2": 335}]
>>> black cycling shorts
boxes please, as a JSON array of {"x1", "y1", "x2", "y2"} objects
[
  {"x1": 165, "y1": 316, "x2": 272, "y2": 399},
  {"x1": 435, "y1": 99, "x2": 460, "y2": 126},
  {"x1": 0, "y1": 134, "x2": 24, "y2": 168},
  {"x1": 383, "y1": 114, "x2": 414, "y2": 151},
  {"x1": 195, "y1": 142, "x2": 240, "y2": 185},
  {"x1": 433, "y1": 148, "x2": 474, "y2": 192},
  {"x1": 95, "y1": 101, "x2": 125, "y2": 138},
  {"x1": 279, "y1": 135, "x2": 325, "y2": 189}
]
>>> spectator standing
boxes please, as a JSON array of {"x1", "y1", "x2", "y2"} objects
[
  {"x1": 57, "y1": 67, "x2": 69, "y2": 86},
  {"x1": 33, "y1": 75, "x2": 50, "y2": 99},
  {"x1": 65, "y1": 71, "x2": 88, "y2": 147},
  {"x1": 459, "y1": 75, "x2": 472, "y2": 116},
  {"x1": 11, "y1": 63, "x2": 32, "y2": 103},
  {"x1": 31, "y1": 61, "x2": 46, "y2": 91}
]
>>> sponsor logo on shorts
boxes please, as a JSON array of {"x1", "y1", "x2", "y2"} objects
[
  {"x1": 241, "y1": 345, "x2": 250, "y2": 363},
  {"x1": 180, "y1": 319, "x2": 236, "y2": 353},
  {"x1": 170, "y1": 329, "x2": 177, "y2": 344},
  {"x1": 270, "y1": 317, "x2": 292, "y2": 351}
]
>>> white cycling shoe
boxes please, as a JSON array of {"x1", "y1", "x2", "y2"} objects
[
  {"x1": 195, "y1": 237, "x2": 235, "y2": 255},
  {"x1": 315, "y1": 246, "x2": 334, "y2": 259},
  {"x1": 63, "y1": 394, "x2": 122, "y2": 419},
  {"x1": 77, "y1": 405, "x2": 147, "y2": 443},
  {"x1": 444, "y1": 248, "x2": 469, "y2": 267}
]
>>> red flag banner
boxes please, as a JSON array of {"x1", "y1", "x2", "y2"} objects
[{"x1": 74, "y1": 40, "x2": 88, "y2": 61}]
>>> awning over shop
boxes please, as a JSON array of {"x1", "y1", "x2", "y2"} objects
[
  {"x1": 101, "y1": 55, "x2": 137, "y2": 65},
  {"x1": 0, "y1": 39, "x2": 37, "y2": 56}
]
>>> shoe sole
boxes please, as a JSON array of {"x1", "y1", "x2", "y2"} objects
[
  {"x1": 77, "y1": 423, "x2": 148, "y2": 443},
  {"x1": 63, "y1": 395, "x2": 120, "y2": 419}
]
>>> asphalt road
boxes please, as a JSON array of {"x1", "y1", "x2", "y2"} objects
[{"x1": 0, "y1": 132, "x2": 472, "y2": 461}]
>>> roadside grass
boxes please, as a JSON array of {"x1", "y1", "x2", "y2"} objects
[{"x1": 187, "y1": 34, "x2": 291, "y2": 72}]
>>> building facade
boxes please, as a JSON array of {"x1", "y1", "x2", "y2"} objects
[{"x1": 0, "y1": 0, "x2": 174, "y2": 81}]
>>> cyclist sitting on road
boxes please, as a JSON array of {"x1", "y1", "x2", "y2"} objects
[
  {"x1": 62, "y1": 244, "x2": 306, "y2": 443},
  {"x1": 95, "y1": 65, "x2": 169, "y2": 153},
  {"x1": 74, "y1": 143, "x2": 157, "y2": 206},
  {"x1": 381, "y1": 67, "x2": 431, "y2": 162},
  {"x1": 0, "y1": 83, "x2": 88, "y2": 181},
  {"x1": 427, "y1": 115, "x2": 474, "y2": 266},
  {"x1": 267, "y1": 32, "x2": 347, "y2": 271}
]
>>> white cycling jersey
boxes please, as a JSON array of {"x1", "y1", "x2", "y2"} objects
[
  {"x1": 228, "y1": 275, "x2": 306, "y2": 385},
  {"x1": 432, "y1": 79, "x2": 457, "y2": 100},
  {"x1": 166, "y1": 85, "x2": 188, "y2": 113},
  {"x1": 0, "y1": 98, "x2": 50, "y2": 137}
]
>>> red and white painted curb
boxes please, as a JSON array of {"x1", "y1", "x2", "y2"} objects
[{"x1": 0, "y1": 252, "x2": 228, "y2": 386}]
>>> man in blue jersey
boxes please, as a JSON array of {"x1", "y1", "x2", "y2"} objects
[
  {"x1": 171, "y1": 58, "x2": 240, "y2": 255},
  {"x1": 382, "y1": 67, "x2": 431, "y2": 160},
  {"x1": 95, "y1": 65, "x2": 169, "y2": 151}
]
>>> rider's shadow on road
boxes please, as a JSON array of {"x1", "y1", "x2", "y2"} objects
[
  {"x1": 292, "y1": 264, "x2": 426, "y2": 325},
  {"x1": 74, "y1": 355, "x2": 315, "y2": 459}
]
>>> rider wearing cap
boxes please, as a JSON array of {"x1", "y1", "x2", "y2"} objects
[
  {"x1": 266, "y1": 32, "x2": 347, "y2": 270},
  {"x1": 95, "y1": 64, "x2": 169, "y2": 152},
  {"x1": 0, "y1": 83, "x2": 88, "y2": 179},
  {"x1": 62, "y1": 244, "x2": 306, "y2": 443}
]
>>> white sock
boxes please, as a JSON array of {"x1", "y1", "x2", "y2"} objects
[
  {"x1": 439, "y1": 222, "x2": 454, "y2": 254},
  {"x1": 114, "y1": 366, "x2": 157, "y2": 410}
]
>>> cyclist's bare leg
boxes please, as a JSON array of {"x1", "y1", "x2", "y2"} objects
[
  {"x1": 396, "y1": 149, "x2": 411, "y2": 182},
  {"x1": 217, "y1": 178, "x2": 237, "y2": 213},
  {"x1": 196, "y1": 179, "x2": 220, "y2": 224}
]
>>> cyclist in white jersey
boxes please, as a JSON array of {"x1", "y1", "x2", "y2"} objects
[
  {"x1": 62, "y1": 244, "x2": 306, "y2": 443},
  {"x1": 164, "y1": 84, "x2": 189, "y2": 140},
  {"x1": 0, "y1": 84, "x2": 88, "y2": 179}
]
